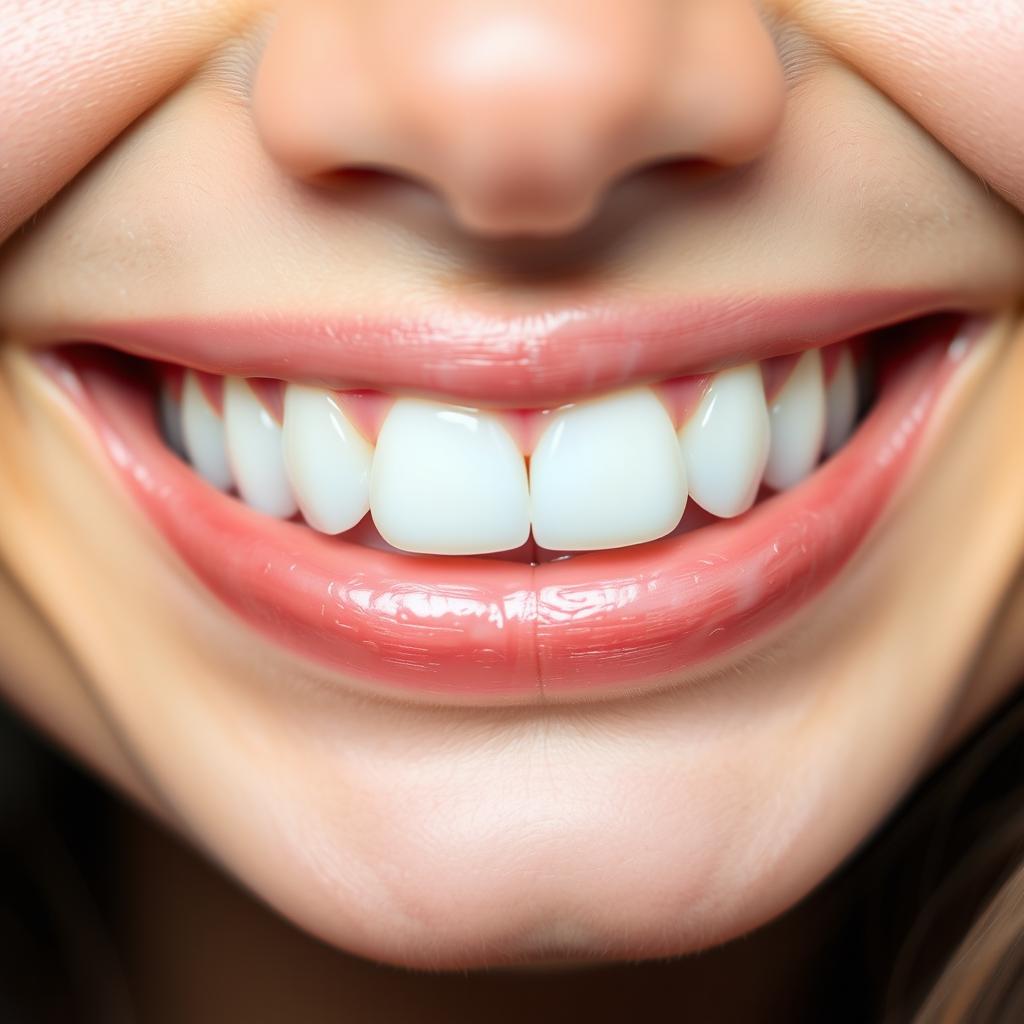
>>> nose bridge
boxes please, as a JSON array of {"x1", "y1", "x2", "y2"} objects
[{"x1": 407, "y1": 3, "x2": 653, "y2": 142}]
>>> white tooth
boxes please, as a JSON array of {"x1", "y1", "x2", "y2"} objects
[
  {"x1": 159, "y1": 381, "x2": 186, "y2": 458},
  {"x1": 824, "y1": 347, "x2": 858, "y2": 455},
  {"x1": 763, "y1": 349, "x2": 827, "y2": 490},
  {"x1": 370, "y1": 398, "x2": 529, "y2": 555},
  {"x1": 678, "y1": 364, "x2": 769, "y2": 518},
  {"x1": 223, "y1": 377, "x2": 297, "y2": 518},
  {"x1": 282, "y1": 385, "x2": 373, "y2": 534},
  {"x1": 530, "y1": 387, "x2": 686, "y2": 551},
  {"x1": 181, "y1": 370, "x2": 232, "y2": 491}
]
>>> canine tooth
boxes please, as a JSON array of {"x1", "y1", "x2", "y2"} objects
[
  {"x1": 530, "y1": 387, "x2": 686, "y2": 551},
  {"x1": 764, "y1": 349, "x2": 826, "y2": 490},
  {"x1": 678, "y1": 364, "x2": 769, "y2": 517},
  {"x1": 181, "y1": 370, "x2": 232, "y2": 491},
  {"x1": 223, "y1": 377, "x2": 297, "y2": 518},
  {"x1": 159, "y1": 381, "x2": 186, "y2": 458},
  {"x1": 282, "y1": 385, "x2": 373, "y2": 534},
  {"x1": 824, "y1": 348, "x2": 858, "y2": 455},
  {"x1": 370, "y1": 398, "x2": 529, "y2": 555}
]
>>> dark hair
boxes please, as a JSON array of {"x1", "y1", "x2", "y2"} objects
[
  {"x1": 819, "y1": 683, "x2": 1024, "y2": 1022},
  {"x1": 0, "y1": 703, "x2": 131, "y2": 1023}
]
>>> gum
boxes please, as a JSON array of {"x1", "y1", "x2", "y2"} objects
[{"x1": 158, "y1": 333, "x2": 869, "y2": 456}]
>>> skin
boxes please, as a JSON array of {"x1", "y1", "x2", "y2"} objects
[{"x1": 1, "y1": 0, "x2": 1023, "y2": 1001}]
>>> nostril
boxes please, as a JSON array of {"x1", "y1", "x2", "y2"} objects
[
  {"x1": 642, "y1": 156, "x2": 728, "y2": 183},
  {"x1": 312, "y1": 165, "x2": 412, "y2": 193},
  {"x1": 307, "y1": 164, "x2": 441, "y2": 217},
  {"x1": 325, "y1": 167, "x2": 395, "y2": 187}
]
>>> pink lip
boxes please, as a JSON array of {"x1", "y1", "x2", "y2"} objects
[
  {"x1": 48, "y1": 315, "x2": 973, "y2": 702},
  {"x1": 47, "y1": 290, "x2": 953, "y2": 406}
]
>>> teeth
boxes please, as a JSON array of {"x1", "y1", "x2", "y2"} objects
[
  {"x1": 530, "y1": 387, "x2": 686, "y2": 551},
  {"x1": 282, "y1": 385, "x2": 373, "y2": 534},
  {"x1": 824, "y1": 347, "x2": 859, "y2": 455},
  {"x1": 180, "y1": 371, "x2": 233, "y2": 491},
  {"x1": 223, "y1": 377, "x2": 297, "y2": 518},
  {"x1": 158, "y1": 381, "x2": 186, "y2": 458},
  {"x1": 678, "y1": 364, "x2": 769, "y2": 518},
  {"x1": 763, "y1": 349, "x2": 826, "y2": 491},
  {"x1": 370, "y1": 398, "x2": 530, "y2": 555},
  {"x1": 170, "y1": 340, "x2": 867, "y2": 552}
]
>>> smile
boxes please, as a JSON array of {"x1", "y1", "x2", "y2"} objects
[{"x1": 42, "y1": 300, "x2": 979, "y2": 703}]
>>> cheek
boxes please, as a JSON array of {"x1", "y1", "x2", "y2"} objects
[
  {"x1": 0, "y1": 0, "x2": 253, "y2": 241},
  {"x1": 790, "y1": 0, "x2": 1024, "y2": 209}
]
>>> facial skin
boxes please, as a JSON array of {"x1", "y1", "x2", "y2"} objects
[{"x1": 0, "y1": 0, "x2": 1023, "y2": 970}]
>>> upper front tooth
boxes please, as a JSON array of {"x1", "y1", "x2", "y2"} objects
[
  {"x1": 181, "y1": 370, "x2": 232, "y2": 491},
  {"x1": 824, "y1": 347, "x2": 858, "y2": 455},
  {"x1": 370, "y1": 398, "x2": 530, "y2": 555},
  {"x1": 223, "y1": 377, "x2": 298, "y2": 518},
  {"x1": 763, "y1": 349, "x2": 826, "y2": 491},
  {"x1": 282, "y1": 385, "x2": 373, "y2": 534},
  {"x1": 529, "y1": 387, "x2": 687, "y2": 551},
  {"x1": 678, "y1": 364, "x2": 769, "y2": 518}
]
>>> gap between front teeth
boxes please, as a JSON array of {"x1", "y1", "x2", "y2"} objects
[{"x1": 166, "y1": 347, "x2": 863, "y2": 556}]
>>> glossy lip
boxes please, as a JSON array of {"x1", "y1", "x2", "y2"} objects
[
  {"x1": 37, "y1": 290, "x2": 960, "y2": 407},
  {"x1": 43, "y1": 314, "x2": 977, "y2": 704}
]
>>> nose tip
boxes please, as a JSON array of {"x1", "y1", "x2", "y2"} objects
[
  {"x1": 253, "y1": 0, "x2": 786, "y2": 237},
  {"x1": 404, "y1": 11, "x2": 664, "y2": 236}
]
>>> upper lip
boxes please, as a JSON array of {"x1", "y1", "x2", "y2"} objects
[{"x1": 48, "y1": 289, "x2": 957, "y2": 406}]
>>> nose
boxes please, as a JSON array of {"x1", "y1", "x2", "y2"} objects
[{"x1": 252, "y1": 0, "x2": 786, "y2": 236}]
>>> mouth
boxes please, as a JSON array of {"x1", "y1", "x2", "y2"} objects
[{"x1": 39, "y1": 301, "x2": 981, "y2": 704}]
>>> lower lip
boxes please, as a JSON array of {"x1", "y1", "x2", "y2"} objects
[{"x1": 48, "y1": 318, "x2": 974, "y2": 702}]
